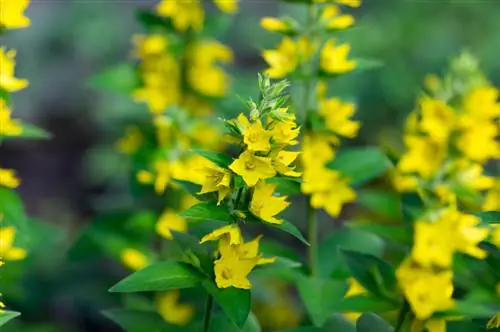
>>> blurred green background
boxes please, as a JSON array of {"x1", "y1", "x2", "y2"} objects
[{"x1": 2, "y1": 0, "x2": 500, "y2": 331}]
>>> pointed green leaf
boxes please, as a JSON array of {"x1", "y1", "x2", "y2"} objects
[
  {"x1": 265, "y1": 177, "x2": 302, "y2": 195},
  {"x1": 110, "y1": 262, "x2": 202, "y2": 293},
  {"x1": 269, "y1": 220, "x2": 309, "y2": 246},
  {"x1": 202, "y1": 280, "x2": 251, "y2": 328},
  {"x1": 180, "y1": 202, "x2": 234, "y2": 223},
  {"x1": 356, "y1": 313, "x2": 393, "y2": 332},
  {"x1": 297, "y1": 275, "x2": 347, "y2": 327},
  {"x1": 209, "y1": 312, "x2": 261, "y2": 332},
  {"x1": 0, "y1": 188, "x2": 28, "y2": 231},
  {"x1": 0, "y1": 311, "x2": 20, "y2": 328},
  {"x1": 191, "y1": 150, "x2": 233, "y2": 168},
  {"x1": 103, "y1": 309, "x2": 178, "y2": 332},
  {"x1": 327, "y1": 147, "x2": 392, "y2": 186},
  {"x1": 477, "y1": 211, "x2": 500, "y2": 224}
]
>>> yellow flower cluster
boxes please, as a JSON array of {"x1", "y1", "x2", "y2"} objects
[
  {"x1": 301, "y1": 83, "x2": 360, "y2": 217},
  {"x1": 0, "y1": 0, "x2": 31, "y2": 311}
]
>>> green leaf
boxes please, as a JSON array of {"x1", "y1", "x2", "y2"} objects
[
  {"x1": 332, "y1": 295, "x2": 398, "y2": 313},
  {"x1": 477, "y1": 211, "x2": 500, "y2": 224},
  {"x1": 209, "y1": 312, "x2": 262, "y2": 332},
  {"x1": 401, "y1": 193, "x2": 424, "y2": 225},
  {"x1": 202, "y1": 280, "x2": 251, "y2": 328},
  {"x1": 341, "y1": 250, "x2": 397, "y2": 300},
  {"x1": 318, "y1": 227, "x2": 385, "y2": 277},
  {"x1": 350, "y1": 222, "x2": 411, "y2": 244},
  {"x1": 103, "y1": 309, "x2": 177, "y2": 332},
  {"x1": 0, "y1": 311, "x2": 20, "y2": 328},
  {"x1": 327, "y1": 147, "x2": 392, "y2": 186},
  {"x1": 269, "y1": 220, "x2": 309, "y2": 246},
  {"x1": 110, "y1": 262, "x2": 203, "y2": 293},
  {"x1": 353, "y1": 59, "x2": 384, "y2": 72},
  {"x1": 297, "y1": 275, "x2": 347, "y2": 327},
  {"x1": 356, "y1": 313, "x2": 393, "y2": 332},
  {"x1": 6, "y1": 123, "x2": 51, "y2": 140},
  {"x1": 180, "y1": 202, "x2": 234, "y2": 223},
  {"x1": 265, "y1": 177, "x2": 302, "y2": 195},
  {"x1": 357, "y1": 189, "x2": 401, "y2": 220},
  {"x1": 88, "y1": 63, "x2": 139, "y2": 95},
  {"x1": 136, "y1": 10, "x2": 174, "y2": 31},
  {"x1": 191, "y1": 150, "x2": 233, "y2": 168},
  {"x1": 0, "y1": 187, "x2": 28, "y2": 231}
]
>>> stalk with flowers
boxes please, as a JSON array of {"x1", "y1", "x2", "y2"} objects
[{"x1": 0, "y1": 0, "x2": 50, "y2": 327}]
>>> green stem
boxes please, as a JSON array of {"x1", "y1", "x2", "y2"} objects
[
  {"x1": 394, "y1": 301, "x2": 410, "y2": 332},
  {"x1": 202, "y1": 294, "x2": 214, "y2": 332}
]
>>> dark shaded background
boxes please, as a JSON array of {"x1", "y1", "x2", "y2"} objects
[{"x1": 2, "y1": 0, "x2": 500, "y2": 331}]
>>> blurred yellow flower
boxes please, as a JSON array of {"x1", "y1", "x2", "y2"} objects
[
  {"x1": 462, "y1": 86, "x2": 500, "y2": 120},
  {"x1": 419, "y1": 97, "x2": 455, "y2": 144},
  {"x1": 398, "y1": 136, "x2": 446, "y2": 179},
  {"x1": 0, "y1": 226, "x2": 27, "y2": 261},
  {"x1": 320, "y1": 39, "x2": 356, "y2": 75},
  {"x1": 412, "y1": 220, "x2": 454, "y2": 268},
  {"x1": 230, "y1": 150, "x2": 276, "y2": 186},
  {"x1": 115, "y1": 126, "x2": 142, "y2": 155},
  {"x1": 120, "y1": 248, "x2": 149, "y2": 271},
  {"x1": 0, "y1": 48, "x2": 28, "y2": 92},
  {"x1": 0, "y1": 168, "x2": 20, "y2": 188},
  {"x1": 321, "y1": 5, "x2": 355, "y2": 30},
  {"x1": 457, "y1": 122, "x2": 499, "y2": 163},
  {"x1": 0, "y1": 0, "x2": 30, "y2": 30},
  {"x1": 156, "y1": 209, "x2": 188, "y2": 240},
  {"x1": 343, "y1": 278, "x2": 366, "y2": 321},
  {"x1": 156, "y1": 291, "x2": 194, "y2": 326},
  {"x1": 213, "y1": 0, "x2": 238, "y2": 14},
  {"x1": 132, "y1": 34, "x2": 169, "y2": 59},
  {"x1": 156, "y1": 0, "x2": 204, "y2": 32},
  {"x1": 0, "y1": 99, "x2": 23, "y2": 137},
  {"x1": 491, "y1": 225, "x2": 500, "y2": 247},
  {"x1": 483, "y1": 181, "x2": 500, "y2": 211},
  {"x1": 198, "y1": 164, "x2": 232, "y2": 204},
  {"x1": 250, "y1": 181, "x2": 289, "y2": 224},
  {"x1": 260, "y1": 17, "x2": 288, "y2": 33},
  {"x1": 301, "y1": 134, "x2": 335, "y2": 167},
  {"x1": 263, "y1": 37, "x2": 315, "y2": 78},
  {"x1": 319, "y1": 97, "x2": 360, "y2": 138}
]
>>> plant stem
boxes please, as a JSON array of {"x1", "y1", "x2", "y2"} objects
[
  {"x1": 202, "y1": 294, "x2": 214, "y2": 332},
  {"x1": 394, "y1": 301, "x2": 410, "y2": 332},
  {"x1": 303, "y1": 3, "x2": 318, "y2": 277}
]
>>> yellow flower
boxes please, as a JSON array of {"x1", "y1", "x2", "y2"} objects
[
  {"x1": 488, "y1": 313, "x2": 500, "y2": 329},
  {"x1": 419, "y1": 97, "x2": 455, "y2": 144},
  {"x1": 313, "y1": 0, "x2": 362, "y2": 7},
  {"x1": 343, "y1": 278, "x2": 366, "y2": 321},
  {"x1": 411, "y1": 318, "x2": 447, "y2": 332},
  {"x1": 272, "y1": 150, "x2": 301, "y2": 177},
  {"x1": 0, "y1": 48, "x2": 28, "y2": 92},
  {"x1": 392, "y1": 172, "x2": 418, "y2": 192},
  {"x1": 186, "y1": 41, "x2": 233, "y2": 97},
  {"x1": 198, "y1": 164, "x2": 232, "y2": 204},
  {"x1": 214, "y1": 247, "x2": 258, "y2": 289},
  {"x1": 463, "y1": 86, "x2": 500, "y2": 120},
  {"x1": 301, "y1": 134, "x2": 335, "y2": 167},
  {"x1": 250, "y1": 181, "x2": 289, "y2": 224},
  {"x1": 115, "y1": 126, "x2": 142, "y2": 155},
  {"x1": 320, "y1": 97, "x2": 360, "y2": 138},
  {"x1": 137, "y1": 160, "x2": 172, "y2": 194},
  {"x1": 156, "y1": 0, "x2": 204, "y2": 32},
  {"x1": 132, "y1": 34, "x2": 169, "y2": 59},
  {"x1": 0, "y1": 168, "x2": 20, "y2": 188},
  {"x1": 232, "y1": 235, "x2": 276, "y2": 265},
  {"x1": 483, "y1": 181, "x2": 500, "y2": 211},
  {"x1": 263, "y1": 37, "x2": 315, "y2": 78},
  {"x1": 491, "y1": 225, "x2": 500, "y2": 247},
  {"x1": 156, "y1": 291, "x2": 194, "y2": 326},
  {"x1": 229, "y1": 150, "x2": 276, "y2": 187},
  {"x1": 396, "y1": 258, "x2": 454, "y2": 320},
  {"x1": 398, "y1": 136, "x2": 446, "y2": 179},
  {"x1": 200, "y1": 224, "x2": 243, "y2": 246},
  {"x1": 0, "y1": 99, "x2": 23, "y2": 137},
  {"x1": 411, "y1": 220, "x2": 454, "y2": 268},
  {"x1": 321, "y1": 5, "x2": 355, "y2": 30},
  {"x1": 0, "y1": 226, "x2": 27, "y2": 261},
  {"x1": 457, "y1": 122, "x2": 499, "y2": 163},
  {"x1": 454, "y1": 162, "x2": 494, "y2": 191},
  {"x1": 320, "y1": 39, "x2": 356, "y2": 75},
  {"x1": 260, "y1": 17, "x2": 288, "y2": 33},
  {"x1": 0, "y1": 0, "x2": 30, "y2": 29},
  {"x1": 270, "y1": 120, "x2": 300, "y2": 146},
  {"x1": 156, "y1": 209, "x2": 188, "y2": 240},
  {"x1": 213, "y1": 0, "x2": 238, "y2": 14},
  {"x1": 120, "y1": 248, "x2": 149, "y2": 271},
  {"x1": 243, "y1": 120, "x2": 271, "y2": 152}
]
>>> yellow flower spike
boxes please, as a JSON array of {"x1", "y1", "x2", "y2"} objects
[
  {"x1": 0, "y1": 48, "x2": 29, "y2": 92},
  {"x1": 200, "y1": 224, "x2": 242, "y2": 246},
  {"x1": 272, "y1": 150, "x2": 301, "y2": 177},
  {"x1": 321, "y1": 5, "x2": 355, "y2": 30},
  {"x1": 213, "y1": 0, "x2": 238, "y2": 14},
  {"x1": 398, "y1": 136, "x2": 446, "y2": 179},
  {"x1": 156, "y1": 291, "x2": 195, "y2": 326},
  {"x1": 320, "y1": 39, "x2": 356, "y2": 75},
  {"x1": 411, "y1": 220, "x2": 454, "y2": 268},
  {"x1": 320, "y1": 97, "x2": 360, "y2": 138},
  {"x1": 0, "y1": 168, "x2": 21, "y2": 188},
  {"x1": 260, "y1": 17, "x2": 288, "y2": 33},
  {"x1": 156, "y1": 0, "x2": 204, "y2": 32},
  {"x1": 0, "y1": 0, "x2": 31, "y2": 30},
  {"x1": 0, "y1": 226, "x2": 27, "y2": 261},
  {"x1": 229, "y1": 150, "x2": 276, "y2": 187},
  {"x1": 419, "y1": 97, "x2": 455, "y2": 144},
  {"x1": 198, "y1": 164, "x2": 232, "y2": 205},
  {"x1": 243, "y1": 120, "x2": 271, "y2": 152},
  {"x1": 488, "y1": 313, "x2": 500, "y2": 329},
  {"x1": 250, "y1": 181, "x2": 289, "y2": 224},
  {"x1": 120, "y1": 248, "x2": 149, "y2": 271},
  {"x1": 396, "y1": 258, "x2": 455, "y2": 320},
  {"x1": 155, "y1": 209, "x2": 188, "y2": 240}
]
